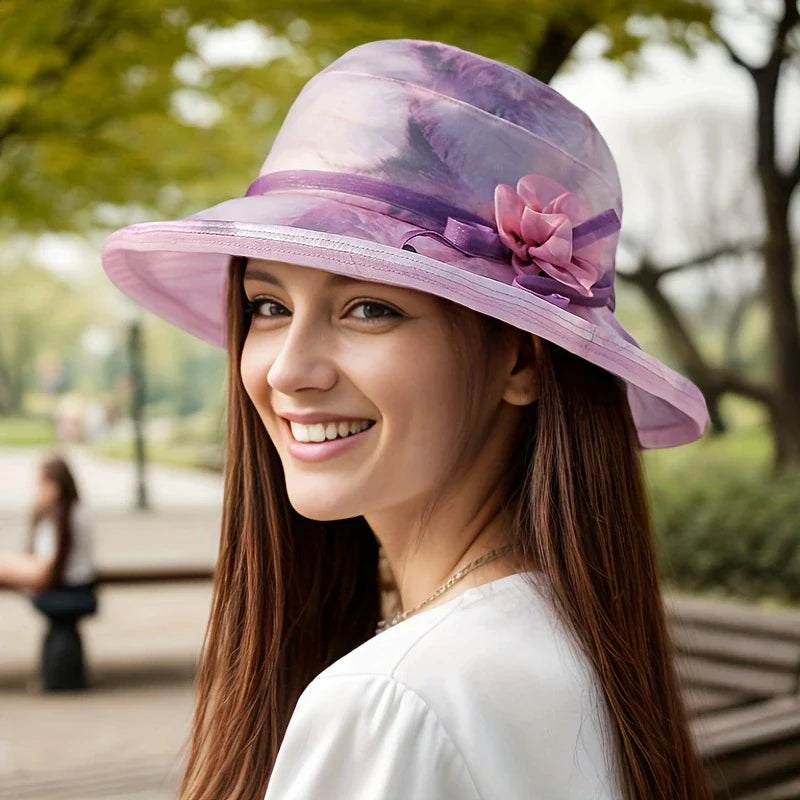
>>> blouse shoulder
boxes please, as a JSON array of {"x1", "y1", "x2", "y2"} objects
[
  {"x1": 265, "y1": 574, "x2": 623, "y2": 799},
  {"x1": 263, "y1": 671, "x2": 481, "y2": 799}
]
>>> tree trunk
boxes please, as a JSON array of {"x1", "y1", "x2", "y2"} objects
[
  {"x1": 626, "y1": 262, "x2": 728, "y2": 434},
  {"x1": 759, "y1": 177, "x2": 800, "y2": 468},
  {"x1": 754, "y1": 56, "x2": 800, "y2": 470}
]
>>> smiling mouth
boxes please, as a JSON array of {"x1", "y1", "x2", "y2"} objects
[{"x1": 285, "y1": 418, "x2": 377, "y2": 443}]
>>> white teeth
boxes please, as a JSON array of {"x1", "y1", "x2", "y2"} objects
[
  {"x1": 291, "y1": 423, "x2": 310, "y2": 442},
  {"x1": 289, "y1": 419, "x2": 373, "y2": 443},
  {"x1": 309, "y1": 423, "x2": 326, "y2": 442}
]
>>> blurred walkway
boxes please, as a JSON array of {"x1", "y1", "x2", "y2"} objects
[
  {"x1": 0, "y1": 444, "x2": 222, "y2": 799},
  {"x1": 0, "y1": 443, "x2": 223, "y2": 514}
]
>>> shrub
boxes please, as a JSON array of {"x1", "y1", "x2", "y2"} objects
[{"x1": 651, "y1": 467, "x2": 800, "y2": 603}]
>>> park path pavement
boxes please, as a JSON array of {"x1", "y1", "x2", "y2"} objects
[{"x1": 0, "y1": 444, "x2": 223, "y2": 799}]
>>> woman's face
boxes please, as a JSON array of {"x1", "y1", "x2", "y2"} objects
[{"x1": 240, "y1": 259, "x2": 513, "y2": 522}]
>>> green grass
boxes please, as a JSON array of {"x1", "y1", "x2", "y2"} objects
[
  {"x1": 642, "y1": 393, "x2": 774, "y2": 488},
  {"x1": 661, "y1": 579, "x2": 800, "y2": 612},
  {"x1": 643, "y1": 423, "x2": 773, "y2": 486},
  {"x1": 89, "y1": 438, "x2": 223, "y2": 472},
  {"x1": 0, "y1": 415, "x2": 57, "y2": 446}
]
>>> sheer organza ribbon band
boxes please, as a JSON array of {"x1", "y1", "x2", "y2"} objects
[{"x1": 245, "y1": 170, "x2": 618, "y2": 310}]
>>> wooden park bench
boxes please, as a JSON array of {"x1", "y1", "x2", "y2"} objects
[
  {"x1": 31, "y1": 565, "x2": 214, "y2": 691},
  {"x1": 665, "y1": 591, "x2": 800, "y2": 799},
  {"x1": 95, "y1": 565, "x2": 214, "y2": 585}
]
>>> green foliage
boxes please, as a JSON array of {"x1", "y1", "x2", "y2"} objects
[
  {"x1": 642, "y1": 415, "x2": 800, "y2": 604},
  {"x1": 652, "y1": 466, "x2": 800, "y2": 603},
  {"x1": 138, "y1": 314, "x2": 226, "y2": 416},
  {"x1": 0, "y1": 256, "x2": 96, "y2": 412},
  {"x1": 643, "y1": 417, "x2": 773, "y2": 484},
  {"x1": 1, "y1": 0, "x2": 713, "y2": 233}
]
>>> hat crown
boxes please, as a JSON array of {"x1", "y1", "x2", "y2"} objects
[{"x1": 260, "y1": 39, "x2": 622, "y2": 233}]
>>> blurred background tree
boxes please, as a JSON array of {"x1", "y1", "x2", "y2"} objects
[
  {"x1": 616, "y1": 1, "x2": 800, "y2": 469},
  {"x1": 0, "y1": 0, "x2": 714, "y2": 476},
  {"x1": 0, "y1": 258, "x2": 93, "y2": 414},
  {"x1": 0, "y1": 0, "x2": 797, "y2": 598},
  {"x1": 1, "y1": 0, "x2": 798, "y2": 478},
  {"x1": 1, "y1": 0, "x2": 712, "y2": 233}
]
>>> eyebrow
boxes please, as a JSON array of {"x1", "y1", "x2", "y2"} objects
[{"x1": 243, "y1": 267, "x2": 369, "y2": 288}]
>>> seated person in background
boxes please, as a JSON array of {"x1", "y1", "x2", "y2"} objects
[{"x1": 0, "y1": 453, "x2": 95, "y2": 594}]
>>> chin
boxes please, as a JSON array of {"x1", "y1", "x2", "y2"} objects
[{"x1": 285, "y1": 488, "x2": 363, "y2": 522}]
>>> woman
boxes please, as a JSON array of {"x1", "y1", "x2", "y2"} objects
[
  {"x1": 101, "y1": 39, "x2": 712, "y2": 799},
  {"x1": 0, "y1": 453, "x2": 95, "y2": 595}
]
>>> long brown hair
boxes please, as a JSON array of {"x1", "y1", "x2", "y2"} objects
[
  {"x1": 178, "y1": 255, "x2": 710, "y2": 799},
  {"x1": 26, "y1": 453, "x2": 81, "y2": 590}
]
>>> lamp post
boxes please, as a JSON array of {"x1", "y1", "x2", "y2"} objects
[{"x1": 124, "y1": 303, "x2": 149, "y2": 511}]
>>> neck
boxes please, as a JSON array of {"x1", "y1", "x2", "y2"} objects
[{"x1": 366, "y1": 472, "x2": 521, "y2": 614}]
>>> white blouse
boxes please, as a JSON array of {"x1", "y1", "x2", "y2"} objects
[
  {"x1": 264, "y1": 570, "x2": 624, "y2": 799},
  {"x1": 31, "y1": 501, "x2": 95, "y2": 586}
]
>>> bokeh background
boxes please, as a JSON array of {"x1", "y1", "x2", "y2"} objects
[{"x1": 1, "y1": 1, "x2": 799, "y2": 798}]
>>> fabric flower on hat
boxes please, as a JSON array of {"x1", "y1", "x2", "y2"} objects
[{"x1": 494, "y1": 173, "x2": 615, "y2": 299}]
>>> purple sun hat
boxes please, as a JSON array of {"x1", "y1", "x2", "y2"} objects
[{"x1": 101, "y1": 37, "x2": 710, "y2": 449}]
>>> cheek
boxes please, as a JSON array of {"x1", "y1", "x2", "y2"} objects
[
  {"x1": 240, "y1": 335, "x2": 268, "y2": 407},
  {"x1": 370, "y1": 342, "x2": 465, "y2": 474},
  {"x1": 239, "y1": 336, "x2": 282, "y2": 441}
]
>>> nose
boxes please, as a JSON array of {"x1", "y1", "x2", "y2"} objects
[{"x1": 265, "y1": 309, "x2": 339, "y2": 395}]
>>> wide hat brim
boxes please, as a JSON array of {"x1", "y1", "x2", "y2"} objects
[{"x1": 101, "y1": 190, "x2": 710, "y2": 450}]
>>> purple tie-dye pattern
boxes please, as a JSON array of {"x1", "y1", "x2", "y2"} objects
[
  {"x1": 261, "y1": 40, "x2": 620, "y2": 229},
  {"x1": 325, "y1": 39, "x2": 619, "y2": 189}
]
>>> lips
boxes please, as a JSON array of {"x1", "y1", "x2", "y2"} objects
[{"x1": 280, "y1": 416, "x2": 377, "y2": 463}]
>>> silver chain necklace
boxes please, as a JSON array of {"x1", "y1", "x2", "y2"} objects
[{"x1": 375, "y1": 543, "x2": 515, "y2": 635}]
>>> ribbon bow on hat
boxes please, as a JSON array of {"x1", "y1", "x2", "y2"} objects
[
  {"x1": 401, "y1": 173, "x2": 621, "y2": 311},
  {"x1": 494, "y1": 174, "x2": 620, "y2": 307}
]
